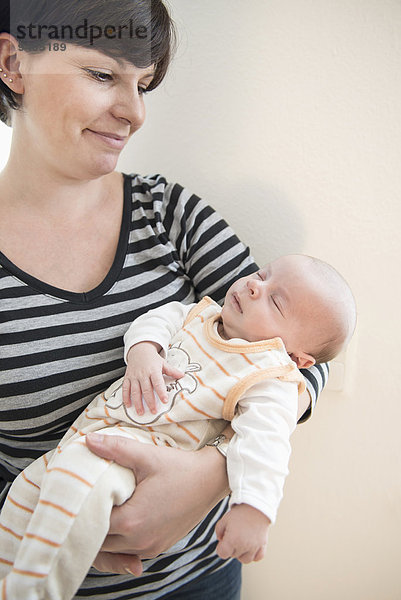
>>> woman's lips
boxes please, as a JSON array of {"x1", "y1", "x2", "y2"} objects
[{"x1": 86, "y1": 129, "x2": 127, "y2": 150}]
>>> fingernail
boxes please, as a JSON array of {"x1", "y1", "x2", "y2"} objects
[{"x1": 124, "y1": 567, "x2": 135, "y2": 576}]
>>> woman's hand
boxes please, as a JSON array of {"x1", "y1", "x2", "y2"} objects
[{"x1": 86, "y1": 432, "x2": 230, "y2": 575}]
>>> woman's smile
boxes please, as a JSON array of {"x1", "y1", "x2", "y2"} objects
[{"x1": 85, "y1": 128, "x2": 129, "y2": 151}]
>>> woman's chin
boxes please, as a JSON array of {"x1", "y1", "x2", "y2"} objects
[{"x1": 85, "y1": 154, "x2": 121, "y2": 179}]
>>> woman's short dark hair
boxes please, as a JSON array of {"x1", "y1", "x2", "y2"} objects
[{"x1": 0, "y1": 0, "x2": 175, "y2": 125}]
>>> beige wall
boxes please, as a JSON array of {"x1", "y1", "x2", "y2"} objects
[{"x1": 1, "y1": 1, "x2": 400, "y2": 598}]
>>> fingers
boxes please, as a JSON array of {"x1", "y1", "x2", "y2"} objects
[
  {"x1": 253, "y1": 545, "x2": 267, "y2": 562},
  {"x1": 215, "y1": 517, "x2": 231, "y2": 559},
  {"x1": 215, "y1": 516, "x2": 226, "y2": 541},
  {"x1": 130, "y1": 379, "x2": 145, "y2": 415},
  {"x1": 122, "y1": 376, "x2": 145, "y2": 414},
  {"x1": 86, "y1": 433, "x2": 150, "y2": 481},
  {"x1": 215, "y1": 537, "x2": 234, "y2": 560},
  {"x1": 123, "y1": 374, "x2": 168, "y2": 413},
  {"x1": 92, "y1": 551, "x2": 143, "y2": 576},
  {"x1": 163, "y1": 363, "x2": 184, "y2": 381},
  {"x1": 149, "y1": 371, "x2": 168, "y2": 406},
  {"x1": 215, "y1": 515, "x2": 267, "y2": 564},
  {"x1": 216, "y1": 538, "x2": 265, "y2": 564},
  {"x1": 122, "y1": 377, "x2": 133, "y2": 408}
]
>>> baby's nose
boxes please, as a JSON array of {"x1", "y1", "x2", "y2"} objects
[{"x1": 247, "y1": 280, "x2": 260, "y2": 296}]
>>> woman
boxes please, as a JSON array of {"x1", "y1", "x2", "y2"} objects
[{"x1": 0, "y1": 1, "x2": 327, "y2": 598}]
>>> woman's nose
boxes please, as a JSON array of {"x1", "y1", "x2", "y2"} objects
[{"x1": 111, "y1": 88, "x2": 146, "y2": 132}]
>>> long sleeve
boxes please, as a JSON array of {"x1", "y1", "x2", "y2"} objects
[
  {"x1": 227, "y1": 379, "x2": 299, "y2": 524},
  {"x1": 158, "y1": 181, "x2": 257, "y2": 304},
  {"x1": 123, "y1": 301, "x2": 195, "y2": 362}
]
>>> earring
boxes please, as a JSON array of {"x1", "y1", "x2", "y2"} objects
[{"x1": 1, "y1": 70, "x2": 13, "y2": 83}]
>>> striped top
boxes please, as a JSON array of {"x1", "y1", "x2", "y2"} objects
[{"x1": 0, "y1": 173, "x2": 327, "y2": 598}]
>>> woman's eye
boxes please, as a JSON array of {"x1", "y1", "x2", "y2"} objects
[{"x1": 86, "y1": 69, "x2": 113, "y2": 82}]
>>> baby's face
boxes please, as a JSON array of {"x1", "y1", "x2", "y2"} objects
[{"x1": 221, "y1": 255, "x2": 328, "y2": 364}]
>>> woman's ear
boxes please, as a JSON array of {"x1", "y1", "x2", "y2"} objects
[
  {"x1": 289, "y1": 351, "x2": 316, "y2": 369},
  {"x1": 0, "y1": 33, "x2": 24, "y2": 95}
]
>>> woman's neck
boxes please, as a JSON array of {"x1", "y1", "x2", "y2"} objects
[
  {"x1": 0, "y1": 123, "x2": 118, "y2": 217},
  {"x1": 0, "y1": 158, "x2": 116, "y2": 220}
]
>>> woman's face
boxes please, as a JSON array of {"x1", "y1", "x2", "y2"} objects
[{"x1": 15, "y1": 44, "x2": 154, "y2": 179}]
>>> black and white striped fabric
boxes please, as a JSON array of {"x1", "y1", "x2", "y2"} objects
[{"x1": 0, "y1": 173, "x2": 327, "y2": 598}]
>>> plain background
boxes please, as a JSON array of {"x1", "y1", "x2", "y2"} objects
[{"x1": 1, "y1": 1, "x2": 400, "y2": 599}]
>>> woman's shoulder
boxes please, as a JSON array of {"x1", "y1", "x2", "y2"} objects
[
  {"x1": 123, "y1": 172, "x2": 207, "y2": 224},
  {"x1": 123, "y1": 172, "x2": 194, "y2": 202},
  {"x1": 124, "y1": 172, "x2": 175, "y2": 193},
  {"x1": 125, "y1": 172, "x2": 167, "y2": 188}
]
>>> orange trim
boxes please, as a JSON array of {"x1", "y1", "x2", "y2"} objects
[
  {"x1": 2, "y1": 574, "x2": 7, "y2": 600},
  {"x1": 47, "y1": 467, "x2": 94, "y2": 488},
  {"x1": 281, "y1": 371, "x2": 306, "y2": 393},
  {"x1": 25, "y1": 533, "x2": 61, "y2": 548},
  {"x1": 183, "y1": 327, "x2": 238, "y2": 380},
  {"x1": 22, "y1": 471, "x2": 40, "y2": 490},
  {"x1": 184, "y1": 397, "x2": 215, "y2": 419},
  {"x1": 194, "y1": 374, "x2": 225, "y2": 402},
  {"x1": 8, "y1": 496, "x2": 33, "y2": 514},
  {"x1": 0, "y1": 523, "x2": 22, "y2": 540},
  {"x1": 183, "y1": 297, "x2": 213, "y2": 326},
  {"x1": 0, "y1": 558, "x2": 13, "y2": 566},
  {"x1": 12, "y1": 568, "x2": 47, "y2": 579},
  {"x1": 83, "y1": 411, "x2": 98, "y2": 421},
  {"x1": 223, "y1": 364, "x2": 303, "y2": 421},
  {"x1": 165, "y1": 414, "x2": 200, "y2": 443},
  {"x1": 39, "y1": 499, "x2": 76, "y2": 518},
  {"x1": 205, "y1": 314, "x2": 286, "y2": 353},
  {"x1": 43, "y1": 454, "x2": 48, "y2": 468},
  {"x1": 241, "y1": 353, "x2": 261, "y2": 369}
]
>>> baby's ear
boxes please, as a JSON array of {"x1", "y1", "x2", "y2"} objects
[{"x1": 289, "y1": 351, "x2": 315, "y2": 369}]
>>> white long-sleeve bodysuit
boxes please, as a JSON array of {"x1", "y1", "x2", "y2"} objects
[{"x1": 0, "y1": 297, "x2": 304, "y2": 600}]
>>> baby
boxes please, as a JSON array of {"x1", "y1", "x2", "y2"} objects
[{"x1": 0, "y1": 254, "x2": 356, "y2": 600}]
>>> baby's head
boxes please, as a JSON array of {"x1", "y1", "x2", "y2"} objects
[{"x1": 221, "y1": 254, "x2": 356, "y2": 368}]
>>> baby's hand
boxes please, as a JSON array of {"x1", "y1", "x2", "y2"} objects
[
  {"x1": 215, "y1": 504, "x2": 271, "y2": 564},
  {"x1": 123, "y1": 342, "x2": 184, "y2": 415}
]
